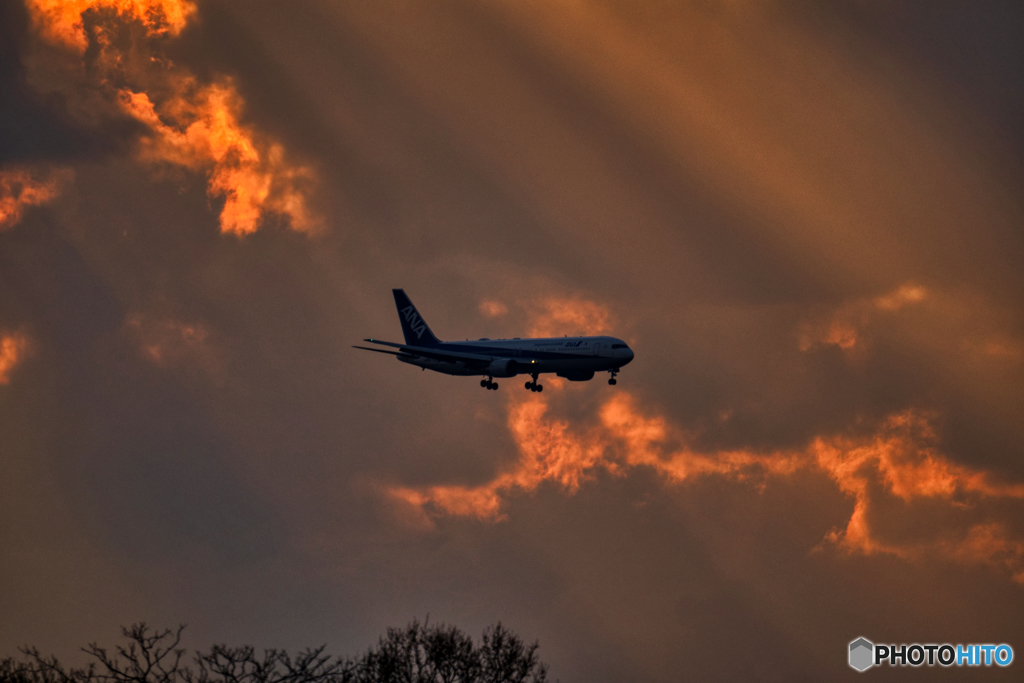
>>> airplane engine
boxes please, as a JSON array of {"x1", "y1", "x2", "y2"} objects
[
  {"x1": 486, "y1": 359, "x2": 519, "y2": 377},
  {"x1": 557, "y1": 370, "x2": 595, "y2": 381}
]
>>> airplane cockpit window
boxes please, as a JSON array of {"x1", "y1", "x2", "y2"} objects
[{"x1": 611, "y1": 344, "x2": 629, "y2": 349}]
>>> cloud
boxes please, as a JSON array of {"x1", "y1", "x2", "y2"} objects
[
  {"x1": 387, "y1": 311, "x2": 1024, "y2": 584},
  {"x1": 25, "y1": 0, "x2": 195, "y2": 52},
  {"x1": 968, "y1": 339, "x2": 1024, "y2": 363},
  {"x1": 22, "y1": 0, "x2": 317, "y2": 235},
  {"x1": 813, "y1": 410, "x2": 1024, "y2": 579},
  {"x1": 526, "y1": 297, "x2": 614, "y2": 338},
  {"x1": 392, "y1": 387, "x2": 1024, "y2": 581},
  {"x1": 874, "y1": 283, "x2": 928, "y2": 312},
  {"x1": 0, "y1": 331, "x2": 30, "y2": 384},
  {"x1": 937, "y1": 523, "x2": 1024, "y2": 585},
  {"x1": 124, "y1": 313, "x2": 224, "y2": 381},
  {"x1": 478, "y1": 300, "x2": 508, "y2": 318},
  {"x1": 795, "y1": 281, "x2": 1024, "y2": 412},
  {"x1": 386, "y1": 390, "x2": 804, "y2": 524},
  {"x1": 118, "y1": 83, "x2": 318, "y2": 235},
  {"x1": 0, "y1": 167, "x2": 70, "y2": 230},
  {"x1": 798, "y1": 282, "x2": 928, "y2": 352}
]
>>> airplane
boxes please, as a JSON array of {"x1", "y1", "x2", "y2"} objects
[{"x1": 354, "y1": 289, "x2": 634, "y2": 391}]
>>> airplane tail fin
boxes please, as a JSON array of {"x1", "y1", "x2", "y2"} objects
[{"x1": 393, "y1": 289, "x2": 441, "y2": 346}]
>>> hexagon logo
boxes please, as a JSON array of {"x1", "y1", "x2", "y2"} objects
[{"x1": 849, "y1": 637, "x2": 874, "y2": 672}]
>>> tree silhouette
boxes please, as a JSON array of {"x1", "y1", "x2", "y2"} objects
[{"x1": 0, "y1": 621, "x2": 548, "y2": 683}]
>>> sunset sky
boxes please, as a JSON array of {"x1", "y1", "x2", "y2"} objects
[{"x1": 1, "y1": 1, "x2": 1023, "y2": 680}]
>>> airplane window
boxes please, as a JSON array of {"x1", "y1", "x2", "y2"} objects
[{"x1": 611, "y1": 344, "x2": 628, "y2": 349}]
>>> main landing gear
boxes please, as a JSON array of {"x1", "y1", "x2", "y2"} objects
[
  {"x1": 481, "y1": 377, "x2": 499, "y2": 390},
  {"x1": 524, "y1": 373, "x2": 544, "y2": 393},
  {"x1": 608, "y1": 368, "x2": 620, "y2": 386}
]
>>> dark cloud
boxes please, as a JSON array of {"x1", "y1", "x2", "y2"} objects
[
  {"x1": 792, "y1": 0, "x2": 1024, "y2": 166},
  {"x1": 0, "y1": 0, "x2": 139, "y2": 164}
]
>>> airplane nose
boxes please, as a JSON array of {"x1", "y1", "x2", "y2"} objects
[{"x1": 624, "y1": 348, "x2": 634, "y2": 364}]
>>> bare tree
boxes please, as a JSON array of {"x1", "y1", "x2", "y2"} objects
[
  {"x1": 479, "y1": 624, "x2": 546, "y2": 683},
  {"x1": 84, "y1": 624, "x2": 189, "y2": 683},
  {"x1": 1, "y1": 621, "x2": 548, "y2": 683}
]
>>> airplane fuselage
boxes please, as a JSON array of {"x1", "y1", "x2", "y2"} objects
[{"x1": 397, "y1": 335, "x2": 634, "y2": 380}]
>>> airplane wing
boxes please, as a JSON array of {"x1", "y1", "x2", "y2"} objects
[{"x1": 357, "y1": 338, "x2": 498, "y2": 367}]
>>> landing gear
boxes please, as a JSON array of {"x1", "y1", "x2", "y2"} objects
[
  {"x1": 482, "y1": 376, "x2": 499, "y2": 390},
  {"x1": 608, "y1": 368, "x2": 620, "y2": 386},
  {"x1": 525, "y1": 373, "x2": 544, "y2": 392}
]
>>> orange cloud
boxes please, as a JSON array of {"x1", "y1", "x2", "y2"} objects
[
  {"x1": 479, "y1": 300, "x2": 508, "y2": 318},
  {"x1": 26, "y1": 0, "x2": 195, "y2": 51},
  {"x1": 798, "y1": 282, "x2": 928, "y2": 351},
  {"x1": 390, "y1": 388, "x2": 1024, "y2": 582},
  {"x1": 599, "y1": 394, "x2": 804, "y2": 484},
  {"x1": 119, "y1": 84, "x2": 317, "y2": 235},
  {"x1": 389, "y1": 391, "x2": 804, "y2": 523},
  {"x1": 527, "y1": 296, "x2": 614, "y2": 338},
  {"x1": 938, "y1": 523, "x2": 1024, "y2": 585},
  {"x1": 874, "y1": 283, "x2": 927, "y2": 312},
  {"x1": 813, "y1": 411, "x2": 1024, "y2": 565},
  {"x1": 389, "y1": 398, "x2": 606, "y2": 523},
  {"x1": 967, "y1": 338, "x2": 1024, "y2": 363},
  {"x1": 0, "y1": 167, "x2": 69, "y2": 230},
  {"x1": 25, "y1": 0, "x2": 317, "y2": 236},
  {"x1": 125, "y1": 314, "x2": 223, "y2": 380},
  {"x1": 385, "y1": 291, "x2": 1024, "y2": 582},
  {"x1": 0, "y1": 332, "x2": 30, "y2": 384},
  {"x1": 389, "y1": 484, "x2": 504, "y2": 522},
  {"x1": 505, "y1": 397, "x2": 608, "y2": 492}
]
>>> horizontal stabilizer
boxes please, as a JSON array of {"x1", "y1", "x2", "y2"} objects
[
  {"x1": 361, "y1": 338, "x2": 514, "y2": 368},
  {"x1": 352, "y1": 345, "x2": 412, "y2": 357}
]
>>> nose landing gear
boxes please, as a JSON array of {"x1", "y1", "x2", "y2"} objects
[
  {"x1": 481, "y1": 377, "x2": 499, "y2": 390},
  {"x1": 524, "y1": 373, "x2": 544, "y2": 392},
  {"x1": 608, "y1": 368, "x2": 620, "y2": 386}
]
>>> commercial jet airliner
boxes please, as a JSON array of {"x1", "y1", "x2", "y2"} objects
[{"x1": 354, "y1": 289, "x2": 634, "y2": 391}]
